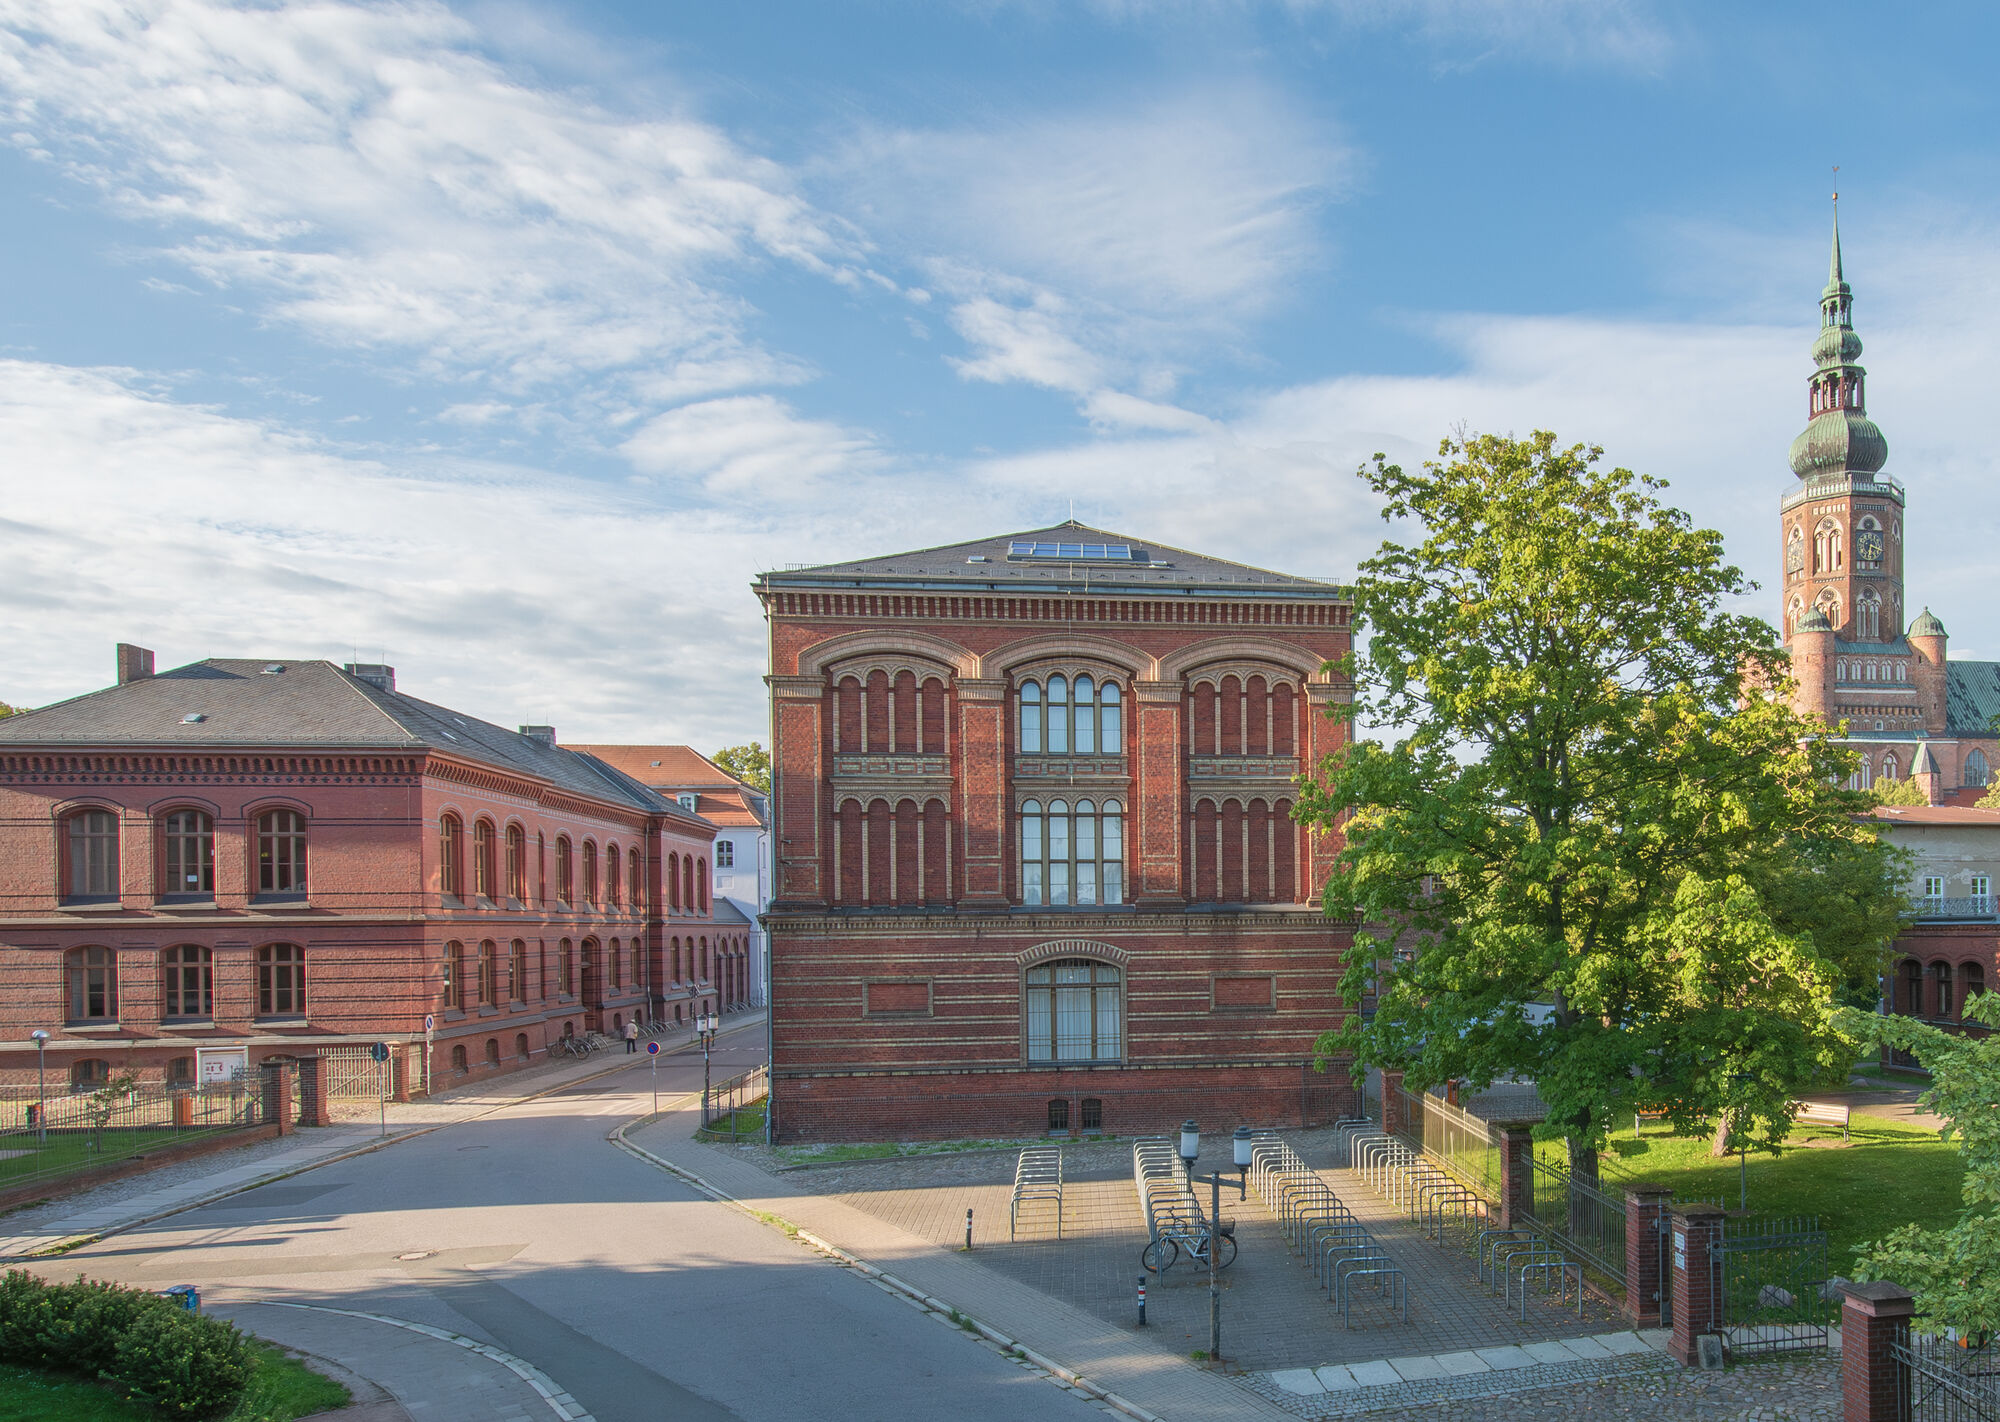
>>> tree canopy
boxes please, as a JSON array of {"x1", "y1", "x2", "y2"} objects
[
  {"x1": 1298, "y1": 431, "x2": 1904, "y2": 1175},
  {"x1": 711, "y1": 742, "x2": 770, "y2": 793},
  {"x1": 1842, "y1": 995, "x2": 2000, "y2": 1335}
]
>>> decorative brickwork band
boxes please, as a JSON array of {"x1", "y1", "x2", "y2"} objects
[
  {"x1": 1840, "y1": 1281, "x2": 1914, "y2": 1422},
  {"x1": 1621, "y1": 1184, "x2": 1672, "y2": 1326},
  {"x1": 1667, "y1": 1205, "x2": 1727, "y2": 1365}
]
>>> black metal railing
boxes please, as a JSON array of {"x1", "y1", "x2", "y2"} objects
[
  {"x1": 1911, "y1": 897, "x2": 1998, "y2": 922},
  {"x1": 0, "y1": 1084, "x2": 260, "y2": 1193},
  {"x1": 1711, "y1": 1215, "x2": 1832, "y2": 1358},
  {"x1": 1524, "y1": 1154, "x2": 1628, "y2": 1287},
  {"x1": 697, "y1": 1065, "x2": 768, "y2": 1142},
  {"x1": 1897, "y1": 1331, "x2": 2000, "y2": 1420}
]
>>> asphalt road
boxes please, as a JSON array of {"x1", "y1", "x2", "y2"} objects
[{"x1": 51, "y1": 1026, "x2": 1104, "y2": 1422}]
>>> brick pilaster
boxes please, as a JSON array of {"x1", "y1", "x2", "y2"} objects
[
  {"x1": 1622, "y1": 1183, "x2": 1671, "y2": 1325},
  {"x1": 769, "y1": 676, "x2": 828, "y2": 907},
  {"x1": 1131, "y1": 681, "x2": 1186, "y2": 906},
  {"x1": 1668, "y1": 1205, "x2": 1727, "y2": 1364},
  {"x1": 296, "y1": 1055, "x2": 333, "y2": 1128},
  {"x1": 1840, "y1": 1281, "x2": 1914, "y2": 1422},
  {"x1": 1499, "y1": 1124, "x2": 1537, "y2": 1230},
  {"x1": 1302, "y1": 683, "x2": 1350, "y2": 895},
  {"x1": 953, "y1": 678, "x2": 1010, "y2": 905},
  {"x1": 1380, "y1": 1069, "x2": 1405, "y2": 1137}
]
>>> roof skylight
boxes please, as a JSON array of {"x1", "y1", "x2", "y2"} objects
[{"x1": 1006, "y1": 540, "x2": 1142, "y2": 562}]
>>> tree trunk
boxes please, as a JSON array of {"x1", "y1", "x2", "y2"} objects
[
  {"x1": 1709, "y1": 1115, "x2": 1733, "y2": 1159},
  {"x1": 1565, "y1": 1138, "x2": 1600, "y2": 1189}
]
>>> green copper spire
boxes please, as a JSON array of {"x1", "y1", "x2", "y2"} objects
[{"x1": 1789, "y1": 200, "x2": 1887, "y2": 478}]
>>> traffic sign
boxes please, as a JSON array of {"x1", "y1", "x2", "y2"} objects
[
  {"x1": 646, "y1": 1041, "x2": 660, "y2": 1056},
  {"x1": 368, "y1": 1042, "x2": 390, "y2": 1063},
  {"x1": 423, "y1": 1013, "x2": 435, "y2": 1032}
]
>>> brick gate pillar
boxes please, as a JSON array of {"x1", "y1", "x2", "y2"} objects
[
  {"x1": 1498, "y1": 1125, "x2": 1536, "y2": 1230},
  {"x1": 1667, "y1": 1204, "x2": 1726, "y2": 1365},
  {"x1": 296, "y1": 1056, "x2": 333, "y2": 1128},
  {"x1": 1622, "y1": 1183, "x2": 1671, "y2": 1326},
  {"x1": 1379, "y1": 1069, "x2": 1405, "y2": 1137},
  {"x1": 259, "y1": 1064, "x2": 295, "y2": 1137},
  {"x1": 1840, "y1": 1282, "x2": 1914, "y2": 1422},
  {"x1": 391, "y1": 1047, "x2": 411, "y2": 1104}
]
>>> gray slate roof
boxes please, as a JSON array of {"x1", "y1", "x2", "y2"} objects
[
  {"x1": 1947, "y1": 660, "x2": 2000, "y2": 737},
  {"x1": 0, "y1": 660, "x2": 674, "y2": 817},
  {"x1": 760, "y1": 520, "x2": 1342, "y2": 598}
]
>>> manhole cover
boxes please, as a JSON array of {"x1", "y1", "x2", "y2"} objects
[{"x1": 396, "y1": 1251, "x2": 435, "y2": 1261}]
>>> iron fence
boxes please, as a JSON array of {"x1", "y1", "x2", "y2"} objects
[
  {"x1": 0, "y1": 1083, "x2": 260, "y2": 1193},
  {"x1": 1410, "y1": 1089, "x2": 1504, "y2": 1203},
  {"x1": 1711, "y1": 1215, "x2": 1832, "y2": 1358},
  {"x1": 1523, "y1": 1154, "x2": 1628, "y2": 1287},
  {"x1": 1897, "y1": 1332, "x2": 2000, "y2": 1420},
  {"x1": 698, "y1": 1064, "x2": 768, "y2": 1141}
]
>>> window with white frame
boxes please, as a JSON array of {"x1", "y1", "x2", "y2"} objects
[
  {"x1": 1923, "y1": 875, "x2": 1945, "y2": 903},
  {"x1": 1024, "y1": 960, "x2": 1122, "y2": 1062},
  {"x1": 1973, "y1": 875, "x2": 1992, "y2": 907},
  {"x1": 1020, "y1": 799, "x2": 1124, "y2": 906},
  {"x1": 715, "y1": 840, "x2": 734, "y2": 868},
  {"x1": 1018, "y1": 674, "x2": 1123, "y2": 755}
]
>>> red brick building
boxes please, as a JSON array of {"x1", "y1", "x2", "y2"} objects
[
  {"x1": 1871, "y1": 805, "x2": 1998, "y2": 1056},
  {"x1": 755, "y1": 523, "x2": 1359, "y2": 1141},
  {"x1": 0, "y1": 649, "x2": 721, "y2": 1093}
]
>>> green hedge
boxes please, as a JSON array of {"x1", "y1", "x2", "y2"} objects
[{"x1": 0, "y1": 1271, "x2": 251, "y2": 1418}]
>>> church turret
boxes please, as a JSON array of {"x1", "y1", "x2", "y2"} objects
[{"x1": 1788, "y1": 207, "x2": 1889, "y2": 480}]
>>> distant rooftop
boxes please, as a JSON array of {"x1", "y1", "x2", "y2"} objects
[{"x1": 758, "y1": 520, "x2": 1344, "y2": 599}]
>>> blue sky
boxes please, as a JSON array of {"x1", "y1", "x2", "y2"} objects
[{"x1": 3, "y1": 1, "x2": 1998, "y2": 747}]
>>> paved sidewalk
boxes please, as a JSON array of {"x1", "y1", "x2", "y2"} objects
[{"x1": 0, "y1": 1012, "x2": 764, "y2": 1260}]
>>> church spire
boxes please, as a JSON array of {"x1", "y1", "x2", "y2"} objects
[{"x1": 1789, "y1": 199, "x2": 1887, "y2": 479}]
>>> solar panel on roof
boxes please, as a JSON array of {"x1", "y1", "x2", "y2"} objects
[{"x1": 1007, "y1": 540, "x2": 1141, "y2": 561}]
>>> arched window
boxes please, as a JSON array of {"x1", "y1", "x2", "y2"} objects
[
  {"x1": 64, "y1": 809, "x2": 119, "y2": 899},
  {"x1": 1019, "y1": 799, "x2": 1125, "y2": 906},
  {"x1": 509, "y1": 939, "x2": 526, "y2": 1003},
  {"x1": 1931, "y1": 961, "x2": 1955, "y2": 1020},
  {"x1": 683, "y1": 856, "x2": 694, "y2": 910},
  {"x1": 629, "y1": 848, "x2": 642, "y2": 911},
  {"x1": 607, "y1": 844, "x2": 622, "y2": 907},
  {"x1": 668, "y1": 853, "x2": 681, "y2": 910},
  {"x1": 1018, "y1": 674, "x2": 1124, "y2": 757},
  {"x1": 257, "y1": 943, "x2": 306, "y2": 1017},
  {"x1": 1024, "y1": 960, "x2": 1122, "y2": 1062},
  {"x1": 1786, "y1": 525, "x2": 1805, "y2": 575},
  {"x1": 506, "y1": 824, "x2": 527, "y2": 901},
  {"x1": 167, "y1": 1056, "x2": 195, "y2": 1088},
  {"x1": 442, "y1": 941, "x2": 463, "y2": 1009},
  {"x1": 558, "y1": 938, "x2": 575, "y2": 997},
  {"x1": 161, "y1": 810, "x2": 214, "y2": 896},
  {"x1": 451, "y1": 1044, "x2": 468, "y2": 1075},
  {"x1": 1881, "y1": 753, "x2": 1899, "y2": 782},
  {"x1": 1965, "y1": 962, "x2": 1987, "y2": 1004},
  {"x1": 555, "y1": 836, "x2": 573, "y2": 904},
  {"x1": 257, "y1": 809, "x2": 307, "y2": 895},
  {"x1": 485, "y1": 1038, "x2": 501, "y2": 1068},
  {"x1": 1967, "y1": 750, "x2": 1991, "y2": 788},
  {"x1": 1856, "y1": 590, "x2": 1881, "y2": 641},
  {"x1": 1900, "y1": 958, "x2": 1923, "y2": 1016},
  {"x1": 515, "y1": 1032, "x2": 530, "y2": 1060},
  {"x1": 440, "y1": 814, "x2": 463, "y2": 897},
  {"x1": 698, "y1": 862, "x2": 709, "y2": 912},
  {"x1": 162, "y1": 945, "x2": 212, "y2": 1019},
  {"x1": 69, "y1": 1058, "x2": 111, "y2": 1093},
  {"x1": 65, "y1": 946, "x2": 118, "y2": 1022},
  {"x1": 473, "y1": 820, "x2": 496, "y2": 899},
  {"x1": 582, "y1": 841, "x2": 598, "y2": 905},
  {"x1": 477, "y1": 940, "x2": 497, "y2": 1007}
]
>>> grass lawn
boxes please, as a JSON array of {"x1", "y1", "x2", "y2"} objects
[
  {"x1": 0, "y1": 1341, "x2": 347, "y2": 1422},
  {"x1": 696, "y1": 1102, "x2": 767, "y2": 1141},
  {"x1": 1550, "y1": 1115, "x2": 1966, "y2": 1268},
  {"x1": 0, "y1": 1126, "x2": 237, "y2": 1188}
]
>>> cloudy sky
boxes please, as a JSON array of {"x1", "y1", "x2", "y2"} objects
[{"x1": 3, "y1": 1, "x2": 1997, "y2": 748}]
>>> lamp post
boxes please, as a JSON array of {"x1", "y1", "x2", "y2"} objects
[
  {"x1": 699, "y1": 1012, "x2": 718, "y2": 1124},
  {"x1": 1176, "y1": 1121, "x2": 1254, "y2": 1366},
  {"x1": 29, "y1": 1031, "x2": 48, "y2": 1146}
]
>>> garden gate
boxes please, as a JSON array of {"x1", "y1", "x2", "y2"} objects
[
  {"x1": 1710, "y1": 1215, "x2": 1831, "y2": 1357},
  {"x1": 1894, "y1": 1331, "x2": 2000, "y2": 1420}
]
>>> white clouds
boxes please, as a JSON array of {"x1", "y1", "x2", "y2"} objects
[
  {"x1": 0, "y1": 0, "x2": 863, "y2": 403},
  {"x1": 619, "y1": 394, "x2": 878, "y2": 493}
]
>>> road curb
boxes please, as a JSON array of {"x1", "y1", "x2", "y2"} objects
[
  {"x1": 4, "y1": 1020, "x2": 766, "y2": 1260},
  {"x1": 609, "y1": 1116, "x2": 1166, "y2": 1422}
]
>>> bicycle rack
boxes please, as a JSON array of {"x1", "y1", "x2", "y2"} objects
[
  {"x1": 1010, "y1": 1146, "x2": 1063, "y2": 1241},
  {"x1": 1240, "y1": 1131, "x2": 1410, "y2": 1327}
]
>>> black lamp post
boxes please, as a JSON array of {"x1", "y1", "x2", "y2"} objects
[
  {"x1": 1176, "y1": 1120, "x2": 1254, "y2": 1365},
  {"x1": 699, "y1": 1011, "x2": 718, "y2": 1123},
  {"x1": 29, "y1": 1031, "x2": 48, "y2": 1146},
  {"x1": 1727, "y1": 1071, "x2": 1753, "y2": 1212}
]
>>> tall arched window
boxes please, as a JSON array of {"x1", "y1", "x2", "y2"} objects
[
  {"x1": 440, "y1": 815, "x2": 464, "y2": 897},
  {"x1": 1900, "y1": 958, "x2": 1923, "y2": 1016},
  {"x1": 558, "y1": 938, "x2": 575, "y2": 997},
  {"x1": 555, "y1": 836, "x2": 573, "y2": 904},
  {"x1": 162, "y1": 945, "x2": 212, "y2": 1019},
  {"x1": 668, "y1": 853, "x2": 681, "y2": 910},
  {"x1": 509, "y1": 939, "x2": 526, "y2": 1003},
  {"x1": 683, "y1": 856, "x2": 694, "y2": 911},
  {"x1": 608, "y1": 938, "x2": 623, "y2": 991},
  {"x1": 1018, "y1": 674, "x2": 1123, "y2": 755},
  {"x1": 64, "y1": 809, "x2": 119, "y2": 899},
  {"x1": 506, "y1": 824, "x2": 527, "y2": 901},
  {"x1": 65, "y1": 946, "x2": 118, "y2": 1022},
  {"x1": 1856, "y1": 590, "x2": 1881, "y2": 641},
  {"x1": 1967, "y1": 750, "x2": 1991, "y2": 788},
  {"x1": 443, "y1": 940, "x2": 465, "y2": 1010},
  {"x1": 1931, "y1": 960, "x2": 1955, "y2": 1020},
  {"x1": 1881, "y1": 753, "x2": 1900, "y2": 782},
  {"x1": 582, "y1": 842, "x2": 598, "y2": 905},
  {"x1": 1020, "y1": 799, "x2": 1124, "y2": 906},
  {"x1": 629, "y1": 848, "x2": 642, "y2": 911},
  {"x1": 257, "y1": 943, "x2": 307, "y2": 1017},
  {"x1": 256, "y1": 809, "x2": 307, "y2": 895},
  {"x1": 607, "y1": 844, "x2": 622, "y2": 907},
  {"x1": 477, "y1": 940, "x2": 497, "y2": 1007},
  {"x1": 698, "y1": 862, "x2": 709, "y2": 912},
  {"x1": 161, "y1": 810, "x2": 214, "y2": 896},
  {"x1": 1786, "y1": 525, "x2": 1804, "y2": 575},
  {"x1": 473, "y1": 820, "x2": 496, "y2": 900},
  {"x1": 1024, "y1": 960, "x2": 1122, "y2": 1062},
  {"x1": 1965, "y1": 962, "x2": 1987, "y2": 1004}
]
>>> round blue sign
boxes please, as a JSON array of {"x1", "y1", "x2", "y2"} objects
[{"x1": 646, "y1": 1041, "x2": 660, "y2": 1056}]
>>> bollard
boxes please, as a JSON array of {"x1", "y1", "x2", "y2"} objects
[
  {"x1": 1137, "y1": 1275, "x2": 1147, "y2": 1327},
  {"x1": 964, "y1": 1207, "x2": 974, "y2": 1252}
]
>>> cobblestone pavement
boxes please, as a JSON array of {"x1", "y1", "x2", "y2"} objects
[
  {"x1": 796, "y1": 1127, "x2": 1619, "y2": 1373},
  {"x1": 1340, "y1": 1351, "x2": 1841, "y2": 1420}
]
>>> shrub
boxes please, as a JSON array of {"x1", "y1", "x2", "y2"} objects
[{"x1": 0, "y1": 1270, "x2": 250, "y2": 1419}]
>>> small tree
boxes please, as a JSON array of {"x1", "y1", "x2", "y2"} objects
[
  {"x1": 1870, "y1": 775, "x2": 1927, "y2": 807},
  {"x1": 1300, "y1": 431, "x2": 1905, "y2": 1180},
  {"x1": 1840, "y1": 995, "x2": 2000, "y2": 1335},
  {"x1": 0, "y1": 701, "x2": 18, "y2": 718},
  {"x1": 711, "y1": 743, "x2": 770, "y2": 793},
  {"x1": 84, "y1": 1072, "x2": 138, "y2": 1153}
]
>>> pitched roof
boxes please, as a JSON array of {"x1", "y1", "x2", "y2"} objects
[
  {"x1": 1947, "y1": 661, "x2": 2000, "y2": 736},
  {"x1": 711, "y1": 899, "x2": 753, "y2": 925},
  {"x1": 563, "y1": 745, "x2": 767, "y2": 826},
  {"x1": 0, "y1": 660, "x2": 675, "y2": 818},
  {"x1": 1872, "y1": 805, "x2": 2000, "y2": 827},
  {"x1": 757, "y1": 520, "x2": 1342, "y2": 599}
]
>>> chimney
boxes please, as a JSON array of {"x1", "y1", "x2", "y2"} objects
[
  {"x1": 520, "y1": 725, "x2": 556, "y2": 746},
  {"x1": 116, "y1": 644, "x2": 155, "y2": 685},
  {"x1": 344, "y1": 663, "x2": 396, "y2": 692}
]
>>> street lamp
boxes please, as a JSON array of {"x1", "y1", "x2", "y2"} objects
[
  {"x1": 28, "y1": 1031, "x2": 48, "y2": 1146},
  {"x1": 1176, "y1": 1121, "x2": 1255, "y2": 1366},
  {"x1": 698, "y1": 1012, "x2": 718, "y2": 1124}
]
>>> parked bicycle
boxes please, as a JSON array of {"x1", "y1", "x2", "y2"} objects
[{"x1": 1141, "y1": 1210, "x2": 1237, "y2": 1273}]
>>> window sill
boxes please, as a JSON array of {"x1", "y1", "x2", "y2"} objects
[
  {"x1": 254, "y1": 1016, "x2": 310, "y2": 1028},
  {"x1": 155, "y1": 896, "x2": 217, "y2": 911},
  {"x1": 160, "y1": 1018, "x2": 215, "y2": 1030},
  {"x1": 57, "y1": 899, "x2": 125, "y2": 914},
  {"x1": 476, "y1": 1005, "x2": 501, "y2": 1018},
  {"x1": 442, "y1": 1009, "x2": 467, "y2": 1022},
  {"x1": 64, "y1": 1022, "x2": 125, "y2": 1033},
  {"x1": 249, "y1": 895, "x2": 310, "y2": 910}
]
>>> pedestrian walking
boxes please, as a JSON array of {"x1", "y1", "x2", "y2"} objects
[{"x1": 624, "y1": 1019, "x2": 639, "y2": 1054}]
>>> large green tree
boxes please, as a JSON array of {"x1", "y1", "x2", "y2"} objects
[
  {"x1": 1300, "y1": 432, "x2": 1904, "y2": 1179},
  {"x1": 711, "y1": 742, "x2": 770, "y2": 793},
  {"x1": 1841, "y1": 995, "x2": 2000, "y2": 1334}
]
